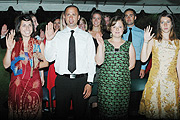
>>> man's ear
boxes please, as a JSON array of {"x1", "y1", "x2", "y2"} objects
[
  {"x1": 134, "y1": 16, "x2": 137, "y2": 20},
  {"x1": 78, "y1": 15, "x2": 80, "y2": 21}
]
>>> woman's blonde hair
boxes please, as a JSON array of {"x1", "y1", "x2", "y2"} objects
[
  {"x1": 79, "y1": 17, "x2": 88, "y2": 31},
  {"x1": 60, "y1": 12, "x2": 66, "y2": 31}
]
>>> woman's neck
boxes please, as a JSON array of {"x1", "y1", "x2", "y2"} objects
[
  {"x1": 111, "y1": 37, "x2": 123, "y2": 42},
  {"x1": 162, "y1": 33, "x2": 170, "y2": 41},
  {"x1": 109, "y1": 37, "x2": 124, "y2": 49},
  {"x1": 23, "y1": 37, "x2": 30, "y2": 48},
  {"x1": 22, "y1": 36, "x2": 30, "y2": 41},
  {"x1": 92, "y1": 26, "x2": 101, "y2": 32}
]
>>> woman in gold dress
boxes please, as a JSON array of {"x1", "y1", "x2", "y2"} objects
[{"x1": 139, "y1": 12, "x2": 180, "y2": 119}]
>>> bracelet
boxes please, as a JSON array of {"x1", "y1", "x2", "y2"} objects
[{"x1": 144, "y1": 41, "x2": 148, "y2": 43}]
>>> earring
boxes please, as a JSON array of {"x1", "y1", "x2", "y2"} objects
[{"x1": 110, "y1": 33, "x2": 112, "y2": 37}]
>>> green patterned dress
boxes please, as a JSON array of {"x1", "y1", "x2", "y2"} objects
[{"x1": 98, "y1": 40, "x2": 131, "y2": 119}]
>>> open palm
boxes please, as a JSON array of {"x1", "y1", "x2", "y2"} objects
[
  {"x1": 6, "y1": 29, "x2": 15, "y2": 51},
  {"x1": 95, "y1": 32, "x2": 104, "y2": 46},
  {"x1": 144, "y1": 25, "x2": 155, "y2": 42},
  {"x1": 45, "y1": 22, "x2": 58, "y2": 41}
]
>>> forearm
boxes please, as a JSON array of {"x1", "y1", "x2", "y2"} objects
[
  {"x1": 141, "y1": 42, "x2": 149, "y2": 62},
  {"x1": 95, "y1": 45, "x2": 105, "y2": 65},
  {"x1": 129, "y1": 44, "x2": 136, "y2": 70},
  {"x1": 3, "y1": 49, "x2": 12, "y2": 69},
  {"x1": 129, "y1": 62, "x2": 135, "y2": 70},
  {"x1": 39, "y1": 59, "x2": 49, "y2": 69},
  {"x1": 177, "y1": 64, "x2": 180, "y2": 89},
  {"x1": 129, "y1": 57, "x2": 136, "y2": 70},
  {"x1": 177, "y1": 68, "x2": 180, "y2": 86},
  {"x1": 177, "y1": 50, "x2": 180, "y2": 86}
]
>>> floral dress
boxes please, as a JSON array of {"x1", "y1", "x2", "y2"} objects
[
  {"x1": 139, "y1": 39, "x2": 180, "y2": 119},
  {"x1": 8, "y1": 38, "x2": 43, "y2": 120}
]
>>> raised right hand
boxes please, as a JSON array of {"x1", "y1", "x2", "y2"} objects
[
  {"x1": 144, "y1": 25, "x2": 155, "y2": 43},
  {"x1": 6, "y1": 29, "x2": 15, "y2": 51},
  {"x1": 95, "y1": 32, "x2": 104, "y2": 47},
  {"x1": 45, "y1": 22, "x2": 58, "y2": 41}
]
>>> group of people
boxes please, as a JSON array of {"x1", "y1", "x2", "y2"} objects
[{"x1": 1, "y1": 4, "x2": 180, "y2": 120}]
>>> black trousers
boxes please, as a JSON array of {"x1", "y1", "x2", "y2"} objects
[
  {"x1": 130, "y1": 60, "x2": 141, "y2": 79},
  {"x1": 55, "y1": 74, "x2": 88, "y2": 120},
  {"x1": 129, "y1": 60, "x2": 143, "y2": 115}
]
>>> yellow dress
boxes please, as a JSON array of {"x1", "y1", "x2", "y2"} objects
[{"x1": 139, "y1": 39, "x2": 180, "y2": 119}]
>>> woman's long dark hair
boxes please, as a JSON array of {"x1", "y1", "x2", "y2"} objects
[
  {"x1": 88, "y1": 10, "x2": 106, "y2": 34},
  {"x1": 14, "y1": 14, "x2": 35, "y2": 41},
  {"x1": 155, "y1": 12, "x2": 177, "y2": 42}
]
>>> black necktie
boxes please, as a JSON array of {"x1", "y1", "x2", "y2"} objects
[
  {"x1": 68, "y1": 30, "x2": 76, "y2": 73},
  {"x1": 128, "y1": 28, "x2": 132, "y2": 42}
]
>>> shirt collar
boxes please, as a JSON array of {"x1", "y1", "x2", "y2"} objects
[
  {"x1": 127, "y1": 25, "x2": 136, "y2": 30},
  {"x1": 66, "y1": 26, "x2": 79, "y2": 32}
]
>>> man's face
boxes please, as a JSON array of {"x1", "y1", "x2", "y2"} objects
[
  {"x1": 64, "y1": 7, "x2": 80, "y2": 29},
  {"x1": 124, "y1": 10, "x2": 136, "y2": 26}
]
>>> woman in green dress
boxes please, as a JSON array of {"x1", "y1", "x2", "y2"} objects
[{"x1": 95, "y1": 16, "x2": 136, "y2": 119}]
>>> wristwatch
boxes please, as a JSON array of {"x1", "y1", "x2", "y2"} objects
[{"x1": 87, "y1": 82, "x2": 93, "y2": 86}]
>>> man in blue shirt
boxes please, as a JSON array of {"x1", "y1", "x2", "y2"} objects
[
  {"x1": 123, "y1": 8, "x2": 147, "y2": 79},
  {"x1": 123, "y1": 8, "x2": 147, "y2": 116}
]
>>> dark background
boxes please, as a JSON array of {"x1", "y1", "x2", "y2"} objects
[{"x1": 0, "y1": 6, "x2": 180, "y2": 38}]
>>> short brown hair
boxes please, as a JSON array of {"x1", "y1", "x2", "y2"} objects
[{"x1": 107, "y1": 16, "x2": 127, "y2": 34}]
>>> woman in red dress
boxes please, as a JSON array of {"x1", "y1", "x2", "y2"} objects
[{"x1": 3, "y1": 14, "x2": 48, "y2": 120}]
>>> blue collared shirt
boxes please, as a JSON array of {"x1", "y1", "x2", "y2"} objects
[{"x1": 123, "y1": 25, "x2": 147, "y2": 70}]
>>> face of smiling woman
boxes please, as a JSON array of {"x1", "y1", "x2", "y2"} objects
[
  {"x1": 53, "y1": 18, "x2": 60, "y2": 31},
  {"x1": 92, "y1": 13, "x2": 101, "y2": 27},
  {"x1": 20, "y1": 20, "x2": 33, "y2": 39},
  {"x1": 111, "y1": 20, "x2": 124, "y2": 38}
]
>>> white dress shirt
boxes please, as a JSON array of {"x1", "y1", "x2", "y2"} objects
[{"x1": 45, "y1": 26, "x2": 96, "y2": 82}]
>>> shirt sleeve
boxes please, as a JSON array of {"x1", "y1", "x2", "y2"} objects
[
  {"x1": 44, "y1": 34, "x2": 58, "y2": 62},
  {"x1": 1, "y1": 35, "x2": 5, "y2": 39},
  {"x1": 87, "y1": 34, "x2": 96, "y2": 82},
  {"x1": 141, "y1": 62, "x2": 148, "y2": 70},
  {"x1": 0, "y1": 37, "x2": 6, "y2": 49}
]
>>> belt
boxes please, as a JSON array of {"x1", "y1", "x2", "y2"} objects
[{"x1": 62, "y1": 73, "x2": 88, "y2": 79}]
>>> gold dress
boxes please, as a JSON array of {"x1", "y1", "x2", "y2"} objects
[{"x1": 139, "y1": 39, "x2": 180, "y2": 119}]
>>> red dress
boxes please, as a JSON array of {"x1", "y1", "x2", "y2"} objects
[
  {"x1": 47, "y1": 62, "x2": 56, "y2": 107},
  {"x1": 44, "y1": 39, "x2": 57, "y2": 107},
  {"x1": 8, "y1": 38, "x2": 43, "y2": 120}
]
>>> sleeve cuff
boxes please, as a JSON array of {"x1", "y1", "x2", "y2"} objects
[
  {"x1": 141, "y1": 63, "x2": 148, "y2": 70},
  {"x1": 1, "y1": 35, "x2": 5, "y2": 39},
  {"x1": 87, "y1": 74, "x2": 95, "y2": 82}
]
